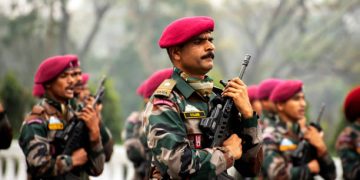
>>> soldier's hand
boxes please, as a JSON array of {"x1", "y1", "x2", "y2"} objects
[
  {"x1": 71, "y1": 148, "x2": 88, "y2": 167},
  {"x1": 76, "y1": 104, "x2": 101, "y2": 142},
  {"x1": 307, "y1": 159, "x2": 320, "y2": 174},
  {"x1": 303, "y1": 126, "x2": 327, "y2": 157},
  {"x1": 222, "y1": 77, "x2": 253, "y2": 119},
  {"x1": 223, "y1": 134, "x2": 242, "y2": 160}
]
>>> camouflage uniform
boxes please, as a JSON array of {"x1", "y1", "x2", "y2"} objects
[
  {"x1": 143, "y1": 68, "x2": 261, "y2": 179},
  {"x1": 19, "y1": 98, "x2": 105, "y2": 180},
  {"x1": 336, "y1": 122, "x2": 360, "y2": 179},
  {"x1": 124, "y1": 111, "x2": 150, "y2": 180},
  {"x1": 260, "y1": 110, "x2": 278, "y2": 130},
  {"x1": 262, "y1": 118, "x2": 336, "y2": 180}
]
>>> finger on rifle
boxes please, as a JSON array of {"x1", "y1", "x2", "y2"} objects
[{"x1": 230, "y1": 77, "x2": 246, "y2": 86}]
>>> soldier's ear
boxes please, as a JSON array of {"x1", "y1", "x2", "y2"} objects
[
  {"x1": 276, "y1": 103, "x2": 284, "y2": 112},
  {"x1": 170, "y1": 47, "x2": 181, "y2": 62}
]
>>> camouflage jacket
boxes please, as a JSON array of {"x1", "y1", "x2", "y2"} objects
[
  {"x1": 260, "y1": 110, "x2": 278, "y2": 131},
  {"x1": 336, "y1": 122, "x2": 360, "y2": 180},
  {"x1": 124, "y1": 111, "x2": 150, "y2": 179},
  {"x1": 19, "y1": 98, "x2": 105, "y2": 180},
  {"x1": 143, "y1": 70, "x2": 261, "y2": 179},
  {"x1": 262, "y1": 119, "x2": 335, "y2": 180}
]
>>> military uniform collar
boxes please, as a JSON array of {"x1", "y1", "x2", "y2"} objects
[
  {"x1": 172, "y1": 69, "x2": 217, "y2": 101},
  {"x1": 43, "y1": 96, "x2": 71, "y2": 118},
  {"x1": 276, "y1": 117, "x2": 300, "y2": 135},
  {"x1": 262, "y1": 109, "x2": 277, "y2": 120}
]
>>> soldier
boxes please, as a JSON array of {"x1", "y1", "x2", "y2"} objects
[
  {"x1": 124, "y1": 68, "x2": 172, "y2": 180},
  {"x1": 257, "y1": 78, "x2": 283, "y2": 130},
  {"x1": 143, "y1": 16, "x2": 262, "y2": 179},
  {"x1": 78, "y1": 73, "x2": 114, "y2": 162},
  {"x1": 247, "y1": 85, "x2": 262, "y2": 116},
  {"x1": 0, "y1": 102, "x2": 12, "y2": 149},
  {"x1": 336, "y1": 86, "x2": 360, "y2": 179},
  {"x1": 19, "y1": 55, "x2": 105, "y2": 179},
  {"x1": 262, "y1": 80, "x2": 336, "y2": 180}
]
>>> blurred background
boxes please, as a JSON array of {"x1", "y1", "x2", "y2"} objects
[{"x1": 0, "y1": 0, "x2": 359, "y2": 153}]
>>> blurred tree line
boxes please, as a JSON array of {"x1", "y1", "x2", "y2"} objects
[{"x1": 0, "y1": 0, "x2": 359, "y2": 150}]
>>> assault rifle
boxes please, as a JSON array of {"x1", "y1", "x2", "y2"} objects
[
  {"x1": 292, "y1": 103, "x2": 326, "y2": 179},
  {"x1": 199, "y1": 55, "x2": 251, "y2": 147},
  {"x1": 55, "y1": 76, "x2": 106, "y2": 155},
  {"x1": 200, "y1": 55, "x2": 260, "y2": 179}
]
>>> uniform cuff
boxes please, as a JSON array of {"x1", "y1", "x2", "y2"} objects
[
  {"x1": 318, "y1": 152, "x2": 333, "y2": 166},
  {"x1": 56, "y1": 155, "x2": 73, "y2": 174},
  {"x1": 219, "y1": 147, "x2": 235, "y2": 168},
  {"x1": 241, "y1": 111, "x2": 258, "y2": 128},
  {"x1": 89, "y1": 140, "x2": 104, "y2": 159}
]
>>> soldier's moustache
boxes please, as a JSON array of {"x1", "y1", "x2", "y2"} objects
[{"x1": 201, "y1": 52, "x2": 215, "y2": 60}]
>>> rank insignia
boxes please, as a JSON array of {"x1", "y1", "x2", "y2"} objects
[{"x1": 154, "y1": 79, "x2": 176, "y2": 97}]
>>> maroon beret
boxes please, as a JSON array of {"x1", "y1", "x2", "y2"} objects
[
  {"x1": 257, "y1": 78, "x2": 283, "y2": 100},
  {"x1": 137, "y1": 68, "x2": 173, "y2": 98},
  {"x1": 247, "y1": 85, "x2": 259, "y2": 102},
  {"x1": 33, "y1": 55, "x2": 79, "y2": 97},
  {"x1": 344, "y1": 86, "x2": 360, "y2": 122},
  {"x1": 81, "y1": 73, "x2": 90, "y2": 85},
  {"x1": 269, "y1": 80, "x2": 303, "y2": 103},
  {"x1": 158, "y1": 16, "x2": 215, "y2": 48}
]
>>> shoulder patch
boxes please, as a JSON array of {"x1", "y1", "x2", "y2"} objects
[{"x1": 153, "y1": 79, "x2": 176, "y2": 97}]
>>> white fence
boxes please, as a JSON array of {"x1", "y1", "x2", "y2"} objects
[
  {"x1": 0, "y1": 141, "x2": 343, "y2": 180},
  {"x1": 0, "y1": 141, "x2": 134, "y2": 180}
]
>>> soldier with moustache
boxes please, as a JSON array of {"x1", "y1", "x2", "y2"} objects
[
  {"x1": 143, "y1": 16, "x2": 262, "y2": 179},
  {"x1": 19, "y1": 55, "x2": 105, "y2": 179}
]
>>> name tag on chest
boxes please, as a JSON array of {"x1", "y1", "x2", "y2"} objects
[{"x1": 183, "y1": 111, "x2": 206, "y2": 119}]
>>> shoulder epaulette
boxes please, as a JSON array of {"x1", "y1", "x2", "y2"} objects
[
  {"x1": 153, "y1": 79, "x2": 176, "y2": 97},
  {"x1": 24, "y1": 105, "x2": 46, "y2": 124}
]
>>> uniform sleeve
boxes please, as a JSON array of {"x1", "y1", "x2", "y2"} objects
[
  {"x1": 144, "y1": 97, "x2": 234, "y2": 179},
  {"x1": 85, "y1": 127, "x2": 105, "y2": 176},
  {"x1": 19, "y1": 122, "x2": 73, "y2": 177},
  {"x1": 336, "y1": 128, "x2": 360, "y2": 180},
  {"x1": 124, "y1": 119, "x2": 147, "y2": 165},
  {"x1": 317, "y1": 152, "x2": 336, "y2": 180},
  {"x1": 261, "y1": 132, "x2": 311, "y2": 180},
  {"x1": 100, "y1": 122, "x2": 114, "y2": 162},
  {"x1": 233, "y1": 113, "x2": 263, "y2": 176}
]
